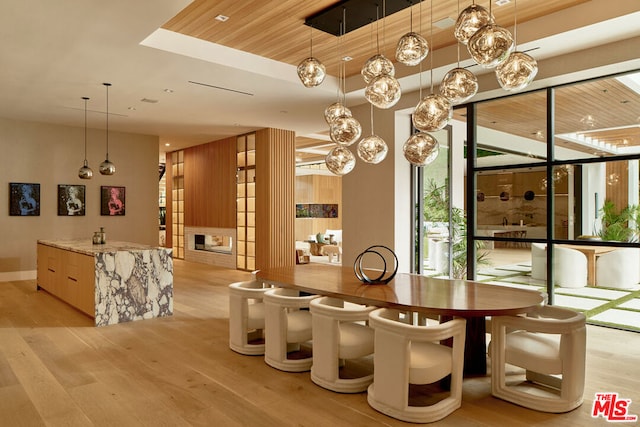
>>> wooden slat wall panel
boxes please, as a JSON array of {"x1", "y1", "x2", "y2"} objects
[
  {"x1": 606, "y1": 160, "x2": 629, "y2": 209},
  {"x1": 256, "y1": 128, "x2": 296, "y2": 269},
  {"x1": 184, "y1": 138, "x2": 236, "y2": 228},
  {"x1": 295, "y1": 175, "x2": 342, "y2": 204}
]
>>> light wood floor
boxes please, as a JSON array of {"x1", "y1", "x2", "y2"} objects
[{"x1": 1, "y1": 259, "x2": 638, "y2": 426}]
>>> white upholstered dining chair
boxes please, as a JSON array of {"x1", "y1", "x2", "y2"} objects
[
  {"x1": 595, "y1": 248, "x2": 640, "y2": 289},
  {"x1": 366, "y1": 308, "x2": 466, "y2": 423},
  {"x1": 490, "y1": 305, "x2": 586, "y2": 413},
  {"x1": 553, "y1": 246, "x2": 587, "y2": 288},
  {"x1": 228, "y1": 279, "x2": 272, "y2": 355},
  {"x1": 530, "y1": 243, "x2": 547, "y2": 281},
  {"x1": 309, "y1": 296, "x2": 376, "y2": 393},
  {"x1": 263, "y1": 288, "x2": 317, "y2": 372}
]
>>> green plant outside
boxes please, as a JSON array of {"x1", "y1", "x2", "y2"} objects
[
  {"x1": 597, "y1": 200, "x2": 640, "y2": 242},
  {"x1": 424, "y1": 179, "x2": 488, "y2": 279}
]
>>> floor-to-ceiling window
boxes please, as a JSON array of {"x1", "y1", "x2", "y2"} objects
[
  {"x1": 468, "y1": 70, "x2": 640, "y2": 332},
  {"x1": 418, "y1": 127, "x2": 451, "y2": 275},
  {"x1": 414, "y1": 69, "x2": 640, "y2": 331}
]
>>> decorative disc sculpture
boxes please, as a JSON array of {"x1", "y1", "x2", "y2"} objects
[{"x1": 354, "y1": 245, "x2": 398, "y2": 284}]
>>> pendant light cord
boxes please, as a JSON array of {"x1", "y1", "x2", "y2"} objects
[
  {"x1": 382, "y1": 0, "x2": 386, "y2": 54},
  {"x1": 340, "y1": 12, "x2": 346, "y2": 105},
  {"x1": 104, "y1": 83, "x2": 110, "y2": 161},
  {"x1": 429, "y1": 0, "x2": 434, "y2": 93},
  {"x1": 83, "y1": 97, "x2": 89, "y2": 164},
  {"x1": 370, "y1": 103, "x2": 374, "y2": 134},
  {"x1": 375, "y1": 6, "x2": 380, "y2": 53},
  {"x1": 418, "y1": 0, "x2": 423, "y2": 100},
  {"x1": 513, "y1": 0, "x2": 518, "y2": 47},
  {"x1": 456, "y1": 0, "x2": 461, "y2": 67}
]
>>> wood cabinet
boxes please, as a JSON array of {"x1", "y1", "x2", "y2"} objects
[{"x1": 37, "y1": 243, "x2": 95, "y2": 317}]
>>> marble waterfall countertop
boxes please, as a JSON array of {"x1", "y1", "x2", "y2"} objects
[
  {"x1": 37, "y1": 239, "x2": 173, "y2": 327},
  {"x1": 38, "y1": 239, "x2": 165, "y2": 255}
]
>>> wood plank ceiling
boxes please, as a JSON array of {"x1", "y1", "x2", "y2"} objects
[
  {"x1": 163, "y1": 0, "x2": 587, "y2": 78},
  {"x1": 163, "y1": 1, "x2": 639, "y2": 163}
]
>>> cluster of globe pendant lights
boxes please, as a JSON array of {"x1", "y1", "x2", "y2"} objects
[{"x1": 296, "y1": 0, "x2": 538, "y2": 175}]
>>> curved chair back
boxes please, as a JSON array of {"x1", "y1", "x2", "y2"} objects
[
  {"x1": 490, "y1": 305, "x2": 586, "y2": 413},
  {"x1": 596, "y1": 248, "x2": 640, "y2": 289},
  {"x1": 366, "y1": 308, "x2": 466, "y2": 423},
  {"x1": 530, "y1": 243, "x2": 547, "y2": 281},
  {"x1": 228, "y1": 280, "x2": 272, "y2": 355},
  {"x1": 553, "y1": 246, "x2": 587, "y2": 288},
  {"x1": 309, "y1": 296, "x2": 376, "y2": 393},
  {"x1": 263, "y1": 288, "x2": 317, "y2": 372}
]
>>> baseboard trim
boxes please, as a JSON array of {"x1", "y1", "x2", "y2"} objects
[{"x1": 0, "y1": 270, "x2": 37, "y2": 282}]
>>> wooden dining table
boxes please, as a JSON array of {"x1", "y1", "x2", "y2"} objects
[{"x1": 256, "y1": 264, "x2": 545, "y2": 376}]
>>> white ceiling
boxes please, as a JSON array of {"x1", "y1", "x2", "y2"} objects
[{"x1": 0, "y1": 0, "x2": 639, "y2": 154}]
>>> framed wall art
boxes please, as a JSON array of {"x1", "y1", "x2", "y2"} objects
[
  {"x1": 295, "y1": 203, "x2": 338, "y2": 219},
  {"x1": 58, "y1": 184, "x2": 85, "y2": 216},
  {"x1": 101, "y1": 186, "x2": 125, "y2": 216},
  {"x1": 9, "y1": 182, "x2": 40, "y2": 216}
]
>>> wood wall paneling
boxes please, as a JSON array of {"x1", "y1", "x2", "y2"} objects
[
  {"x1": 184, "y1": 137, "x2": 237, "y2": 228},
  {"x1": 606, "y1": 161, "x2": 629, "y2": 209},
  {"x1": 256, "y1": 128, "x2": 296, "y2": 269}
]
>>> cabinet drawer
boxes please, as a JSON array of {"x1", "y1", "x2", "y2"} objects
[{"x1": 63, "y1": 251, "x2": 95, "y2": 316}]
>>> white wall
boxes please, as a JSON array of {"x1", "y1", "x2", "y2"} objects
[
  {"x1": 342, "y1": 103, "x2": 402, "y2": 270},
  {"x1": 582, "y1": 163, "x2": 606, "y2": 236},
  {"x1": 0, "y1": 117, "x2": 159, "y2": 280}
]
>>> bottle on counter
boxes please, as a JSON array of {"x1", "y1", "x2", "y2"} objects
[
  {"x1": 92, "y1": 231, "x2": 101, "y2": 245},
  {"x1": 100, "y1": 227, "x2": 106, "y2": 244}
]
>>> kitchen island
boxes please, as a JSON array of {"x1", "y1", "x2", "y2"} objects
[{"x1": 37, "y1": 240, "x2": 173, "y2": 326}]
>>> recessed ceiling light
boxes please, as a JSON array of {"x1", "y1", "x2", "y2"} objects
[
  {"x1": 342, "y1": 56, "x2": 353, "y2": 62},
  {"x1": 215, "y1": 14, "x2": 229, "y2": 22},
  {"x1": 164, "y1": 88, "x2": 174, "y2": 93},
  {"x1": 433, "y1": 17, "x2": 456, "y2": 29},
  {"x1": 495, "y1": 0, "x2": 511, "y2": 6},
  {"x1": 128, "y1": 106, "x2": 136, "y2": 111},
  {"x1": 165, "y1": 143, "x2": 170, "y2": 146}
]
